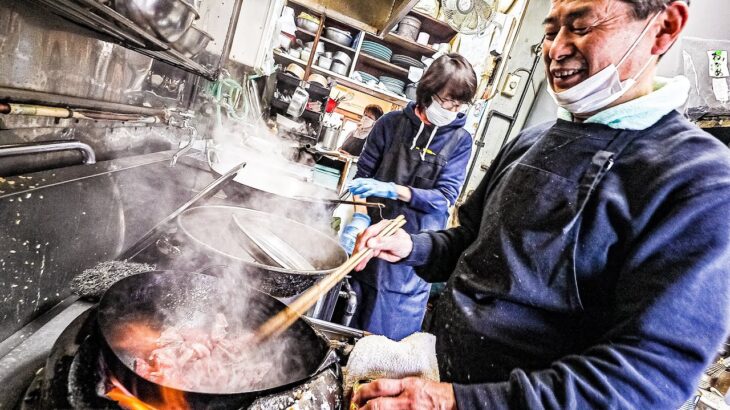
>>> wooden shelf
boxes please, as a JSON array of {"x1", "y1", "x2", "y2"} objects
[
  {"x1": 296, "y1": 27, "x2": 317, "y2": 38},
  {"x1": 310, "y1": 64, "x2": 352, "y2": 83},
  {"x1": 358, "y1": 53, "x2": 409, "y2": 78},
  {"x1": 409, "y1": 10, "x2": 457, "y2": 44},
  {"x1": 310, "y1": 65, "x2": 409, "y2": 105},
  {"x1": 273, "y1": 50, "x2": 308, "y2": 67},
  {"x1": 384, "y1": 32, "x2": 436, "y2": 56}
]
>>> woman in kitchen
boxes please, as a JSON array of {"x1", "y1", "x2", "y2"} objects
[
  {"x1": 339, "y1": 104, "x2": 384, "y2": 157},
  {"x1": 344, "y1": 53, "x2": 477, "y2": 340}
]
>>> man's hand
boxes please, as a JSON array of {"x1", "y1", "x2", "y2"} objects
[
  {"x1": 351, "y1": 378, "x2": 456, "y2": 410},
  {"x1": 354, "y1": 219, "x2": 413, "y2": 271}
]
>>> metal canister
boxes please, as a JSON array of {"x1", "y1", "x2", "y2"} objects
[{"x1": 319, "y1": 126, "x2": 341, "y2": 150}]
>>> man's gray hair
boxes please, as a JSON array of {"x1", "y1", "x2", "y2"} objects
[{"x1": 619, "y1": 0, "x2": 689, "y2": 19}]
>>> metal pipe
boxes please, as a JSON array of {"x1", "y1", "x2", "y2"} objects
[
  {"x1": 0, "y1": 87, "x2": 166, "y2": 117},
  {"x1": 340, "y1": 278, "x2": 357, "y2": 328},
  {"x1": 0, "y1": 140, "x2": 97, "y2": 164},
  {"x1": 0, "y1": 102, "x2": 161, "y2": 124}
]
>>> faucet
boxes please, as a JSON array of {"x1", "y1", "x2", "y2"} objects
[
  {"x1": 0, "y1": 140, "x2": 96, "y2": 164},
  {"x1": 169, "y1": 112, "x2": 197, "y2": 167}
]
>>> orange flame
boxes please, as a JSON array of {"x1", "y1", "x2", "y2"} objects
[{"x1": 106, "y1": 374, "x2": 189, "y2": 410}]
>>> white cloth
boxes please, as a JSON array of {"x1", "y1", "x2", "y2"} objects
[{"x1": 343, "y1": 332, "x2": 439, "y2": 395}]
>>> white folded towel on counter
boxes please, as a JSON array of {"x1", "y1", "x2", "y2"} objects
[{"x1": 343, "y1": 332, "x2": 439, "y2": 395}]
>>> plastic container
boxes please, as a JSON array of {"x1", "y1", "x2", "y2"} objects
[
  {"x1": 313, "y1": 164, "x2": 341, "y2": 191},
  {"x1": 397, "y1": 16, "x2": 421, "y2": 40},
  {"x1": 339, "y1": 213, "x2": 371, "y2": 254}
]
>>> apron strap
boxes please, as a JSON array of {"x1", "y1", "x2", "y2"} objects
[{"x1": 563, "y1": 130, "x2": 645, "y2": 234}]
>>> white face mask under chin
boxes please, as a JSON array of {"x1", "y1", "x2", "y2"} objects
[
  {"x1": 425, "y1": 100, "x2": 458, "y2": 126},
  {"x1": 548, "y1": 10, "x2": 662, "y2": 115}
]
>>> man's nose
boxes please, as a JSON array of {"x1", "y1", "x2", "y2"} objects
[{"x1": 548, "y1": 27, "x2": 574, "y2": 62}]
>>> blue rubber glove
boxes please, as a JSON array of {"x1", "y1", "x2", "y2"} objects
[
  {"x1": 348, "y1": 178, "x2": 398, "y2": 199},
  {"x1": 339, "y1": 213, "x2": 371, "y2": 254}
]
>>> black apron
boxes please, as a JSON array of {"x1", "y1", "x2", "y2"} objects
[
  {"x1": 430, "y1": 121, "x2": 645, "y2": 382},
  {"x1": 351, "y1": 115, "x2": 466, "y2": 340}
]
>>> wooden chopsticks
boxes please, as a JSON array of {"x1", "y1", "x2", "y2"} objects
[{"x1": 254, "y1": 215, "x2": 406, "y2": 343}]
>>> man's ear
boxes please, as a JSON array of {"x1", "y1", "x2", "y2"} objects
[{"x1": 653, "y1": 1, "x2": 689, "y2": 56}]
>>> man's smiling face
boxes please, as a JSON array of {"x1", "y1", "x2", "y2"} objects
[{"x1": 542, "y1": 0, "x2": 656, "y2": 93}]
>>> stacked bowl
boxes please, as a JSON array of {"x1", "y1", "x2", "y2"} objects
[
  {"x1": 355, "y1": 71, "x2": 378, "y2": 84},
  {"x1": 361, "y1": 41, "x2": 393, "y2": 62},
  {"x1": 379, "y1": 76, "x2": 406, "y2": 95},
  {"x1": 391, "y1": 54, "x2": 425, "y2": 70}
]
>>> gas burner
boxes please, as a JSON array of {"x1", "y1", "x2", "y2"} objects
[{"x1": 18, "y1": 308, "x2": 343, "y2": 409}]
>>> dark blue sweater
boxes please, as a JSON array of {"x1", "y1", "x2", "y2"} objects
[
  {"x1": 355, "y1": 103, "x2": 473, "y2": 225},
  {"x1": 406, "y1": 111, "x2": 730, "y2": 409}
]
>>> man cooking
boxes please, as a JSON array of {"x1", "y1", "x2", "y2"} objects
[{"x1": 350, "y1": 0, "x2": 730, "y2": 409}]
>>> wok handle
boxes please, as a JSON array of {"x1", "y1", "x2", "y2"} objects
[{"x1": 117, "y1": 161, "x2": 246, "y2": 260}]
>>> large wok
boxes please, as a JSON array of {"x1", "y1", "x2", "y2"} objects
[
  {"x1": 208, "y1": 141, "x2": 340, "y2": 225},
  {"x1": 172, "y1": 205, "x2": 348, "y2": 298},
  {"x1": 97, "y1": 270, "x2": 335, "y2": 408}
]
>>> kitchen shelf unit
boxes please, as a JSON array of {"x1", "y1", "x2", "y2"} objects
[
  {"x1": 277, "y1": 1, "x2": 460, "y2": 111},
  {"x1": 34, "y1": 0, "x2": 243, "y2": 81}
]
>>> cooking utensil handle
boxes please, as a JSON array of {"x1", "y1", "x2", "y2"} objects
[
  {"x1": 255, "y1": 215, "x2": 406, "y2": 342},
  {"x1": 306, "y1": 316, "x2": 372, "y2": 338},
  {"x1": 117, "y1": 161, "x2": 246, "y2": 260}
]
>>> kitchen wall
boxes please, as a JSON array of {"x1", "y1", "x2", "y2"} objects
[
  {"x1": 0, "y1": 1, "x2": 210, "y2": 343},
  {"x1": 459, "y1": 0, "x2": 551, "y2": 199}
]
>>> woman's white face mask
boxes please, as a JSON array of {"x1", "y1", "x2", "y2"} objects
[
  {"x1": 360, "y1": 116, "x2": 375, "y2": 129},
  {"x1": 425, "y1": 100, "x2": 458, "y2": 126}
]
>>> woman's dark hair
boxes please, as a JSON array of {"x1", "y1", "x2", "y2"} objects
[
  {"x1": 364, "y1": 104, "x2": 384, "y2": 119},
  {"x1": 416, "y1": 53, "x2": 477, "y2": 108}
]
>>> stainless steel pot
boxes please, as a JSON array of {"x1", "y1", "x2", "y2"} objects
[
  {"x1": 333, "y1": 51, "x2": 352, "y2": 67},
  {"x1": 296, "y1": 17, "x2": 319, "y2": 33},
  {"x1": 176, "y1": 206, "x2": 348, "y2": 297},
  {"x1": 331, "y1": 61, "x2": 348, "y2": 76},
  {"x1": 207, "y1": 146, "x2": 340, "y2": 228},
  {"x1": 171, "y1": 25, "x2": 213, "y2": 57},
  {"x1": 115, "y1": 0, "x2": 199, "y2": 43},
  {"x1": 319, "y1": 126, "x2": 340, "y2": 151},
  {"x1": 324, "y1": 27, "x2": 352, "y2": 46}
]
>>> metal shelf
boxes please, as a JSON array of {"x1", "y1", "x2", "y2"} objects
[{"x1": 35, "y1": 0, "x2": 223, "y2": 81}]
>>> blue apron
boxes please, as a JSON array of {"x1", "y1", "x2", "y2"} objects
[
  {"x1": 430, "y1": 121, "x2": 646, "y2": 382},
  {"x1": 350, "y1": 117, "x2": 466, "y2": 341}
]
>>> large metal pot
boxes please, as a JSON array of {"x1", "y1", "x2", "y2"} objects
[
  {"x1": 97, "y1": 271, "x2": 336, "y2": 408},
  {"x1": 114, "y1": 0, "x2": 199, "y2": 43},
  {"x1": 172, "y1": 206, "x2": 347, "y2": 297},
  {"x1": 208, "y1": 144, "x2": 340, "y2": 225}
]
